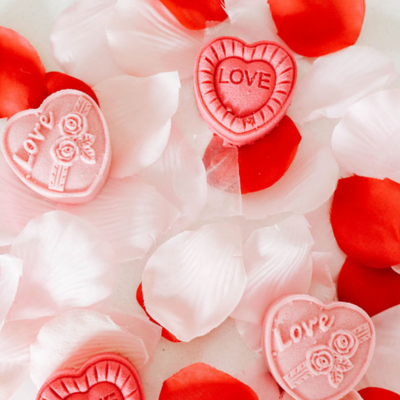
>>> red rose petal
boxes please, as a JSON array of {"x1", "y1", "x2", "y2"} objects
[
  {"x1": 45, "y1": 71, "x2": 99, "y2": 105},
  {"x1": 338, "y1": 258, "x2": 400, "y2": 317},
  {"x1": 159, "y1": 363, "x2": 259, "y2": 400},
  {"x1": 158, "y1": 0, "x2": 227, "y2": 30},
  {"x1": 203, "y1": 116, "x2": 301, "y2": 194},
  {"x1": 0, "y1": 27, "x2": 47, "y2": 118},
  {"x1": 331, "y1": 176, "x2": 400, "y2": 269},
  {"x1": 358, "y1": 387, "x2": 400, "y2": 400},
  {"x1": 268, "y1": 0, "x2": 365, "y2": 57},
  {"x1": 136, "y1": 283, "x2": 181, "y2": 343},
  {"x1": 238, "y1": 116, "x2": 301, "y2": 194}
]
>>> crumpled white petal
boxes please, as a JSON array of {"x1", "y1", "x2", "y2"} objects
[
  {"x1": 30, "y1": 309, "x2": 150, "y2": 388},
  {"x1": 234, "y1": 359, "x2": 280, "y2": 400},
  {"x1": 61, "y1": 176, "x2": 180, "y2": 262},
  {"x1": 332, "y1": 90, "x2": 400, "y2": 183},
  {"x1": 289, "y1": 46, "x2": 397, "y2": 123},
  {"x1": 0, "y1": 154, "x2": 55, "y2": 246},
  {"x1": 50, "y1": 0, "x2": 123, "y2": 86},
  {"x1": 242, "y1": 135, "x2": 339, "y2": 218},
  {"x1": 106, "y1": 0, "x2": 204, "y2": 79},
  {"x1": 231, "y1": 215, "x2": 314, "y2": 327},
  {"x1": 308, "y1": 252, "x2": 337, "y2": 303},
  {"x1": 143, "y1": 223, "x2": 246, "y2": 342},
  {"x1": 94, "y1": 72, "x2": 180, "y2": 178},
  {"x1": 7, "y1": 211, "x2": 115, "y2": 320},
  {"x1": 224, "y1": 0, "x2": 282, "y2": 44},
  {"x1": 359, "y1": 304, "x2": 400, "y2": 393},
  {"x1": 0, "y1": 255, "x2": 22, "y2": 328},
  {"x1": 139, "y1": 127, "x2": 207, "y2": 232},
  {"x1": 305, "y1": 199, "x2": 346, "y2": 281},
  {"x1": 0, "y1": 318, "x2": 50, "y2": 400}
]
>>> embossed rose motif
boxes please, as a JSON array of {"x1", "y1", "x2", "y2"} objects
[
  {"x1": 329, "y1": 330, "x2": 358, "y2": 358},
  {"x1": 306, "y1": 346, "x2": 335, "y2": 375},
  {"x1": 51, "y1": 138, "x2": 79, "y2": 167},
  {"x1": 59, "y1": 112, "x2": 87, "y2": 137}
]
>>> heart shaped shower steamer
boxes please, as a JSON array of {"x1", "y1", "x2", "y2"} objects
[
  {"x1": 36, "y1": 353, "x2": 145, "y2": 400},
  {"x1": 1, "y1": 89, "x2": 111, "y2": 203},
  {"x1": 194, "y1": 37, "x2": 296, "y2": 146},
  {"x1": 263, "y1": 295, "x2": 375, "y2": 400}
]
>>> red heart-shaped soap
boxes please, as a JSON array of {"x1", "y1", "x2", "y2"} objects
[
  {"x1": 36, "y1": 353, "x2": 144, "y2": 400},
  {"x1": 194, "y1": 37, "x2": 296, "y2": 146},
  {"x1": 263, "y1": 295, "x2": 375, "y2": 400},
  {"x1": 1, "y1": 89, "x2": 111, "y2": 203}
]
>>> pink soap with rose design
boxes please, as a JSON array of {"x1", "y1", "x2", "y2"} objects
[
  {"x1": 263, "y1": 295, "x2": 375, "y2": 400},
  {"x1": 1, "y1": 89, "x2": 111, "y2": 203}
]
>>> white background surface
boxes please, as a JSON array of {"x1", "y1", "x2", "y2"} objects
[{"x1": 1, "y1": 1, "x2": 400, "y2": 400}]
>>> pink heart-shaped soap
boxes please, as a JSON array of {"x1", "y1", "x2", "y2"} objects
[
  {"x1": 194, "y1": 37, "x2": 296, "y2": 146},
  {"x1": 263, "y1": 295, "x2": 375, "y2": 400},
  {"x1": 1, "y1": 89, "x2": 111, "y2": 203},
  {"x1": 36, "y1": 353, "x2": 144, "y2": 400}
]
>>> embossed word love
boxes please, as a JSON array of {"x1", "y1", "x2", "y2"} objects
[
  {"x1": 194, "y1": 37, "x2": 296, "y2": 146},
  {"x1": 36, "y1": 353, "x2": 144, "y2": 400},
  {"x1": 263, "y1": 295, "x2": 375, "y2": 400},
  {"x1": 1, "y1": 90, "x2": 111, "y2": 203}
]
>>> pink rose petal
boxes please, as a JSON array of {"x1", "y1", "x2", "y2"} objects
[
  {"x1": 308, "y1": 252, "x2": 337, "y2": 303},
  {"x1": 94, "y1": 72, "x2": 180, "y2": 178},
  {"x1": 0, "y1": 153, "x2": 55, "y2": 246},
  {"x1": 143, "y1": 223, "x2": 246, "y2": 342},
  {"x1": 139, "y1": 127, "x2": 207, "y2": 233},
  {"x1": 50, "y1": 0, "x2": 123, "y2": 86},
  {"x1": 231, "y1": 215, "x2": 314, "y2": 327},
  {"x1": 7, "y1": 211, "x2": 115, "y2": 320},
  {"x1": 0, "y1": 255, "x2": 22, "y2": 328},
  {"x1": 224, "y1": 0, "x2": 282, "y2": 44},
  {"x1": 332, "y1": 90, "x2": 400, "y2": 183},
  {"x1": 289, "y1": 46, "x2": 397, "y2": 123},
  {"x1": 305, "y1": 199, "x2": 346, "y2": 280},
  {"x1": 61, "y1": 176, "x2": 180, "y2": 262},
  {"x1": 106, "y1": 0, "x2": 204, "y2": 79},
  {"x1": 0, "y1": 318, "x2": 50, "y2": 400}
]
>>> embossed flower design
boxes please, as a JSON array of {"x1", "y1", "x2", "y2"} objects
[
  {"x1": 307, "y1": 345, "x2": 335, "y2": 375},
  {"x1": 51, "y1": 138, "x2": 79, "y2": 167},
  {"x1": 59, "y1": 112, "x2": 88, "y2": 137},
  {"x1": 330, "y1": 330, "x2": 358, "y2": 357},
  {"x1": 54, "y1": 109, "x2": 96, "y2": 166},
  {"x1": 306, "y1": 330, "x2": 358, "y2": 388}
]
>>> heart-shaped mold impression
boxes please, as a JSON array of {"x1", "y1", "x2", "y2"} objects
[
  {"x1": 263, "y1": 295, "x2": 375, "y2": 400},
  {"x1": 194, "y1": 37, "x2": 296, "y2": 146},
  {"x1": 1, "y1": 89, "x2": 111, "y2": 203},
  {"x1": 36, "y1": 353, "x2": 144, "y2": 400}
]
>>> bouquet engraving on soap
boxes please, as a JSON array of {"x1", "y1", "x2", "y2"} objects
[
  {"x1": 306, "y1": 330, "x2": 358, "y2": 388},
  {"x1": 49, "y1": 97, "x2": 96, "y2": 192},
  {"x1": 283, "y1": 324, "x2": 372, "y2": 390}
]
